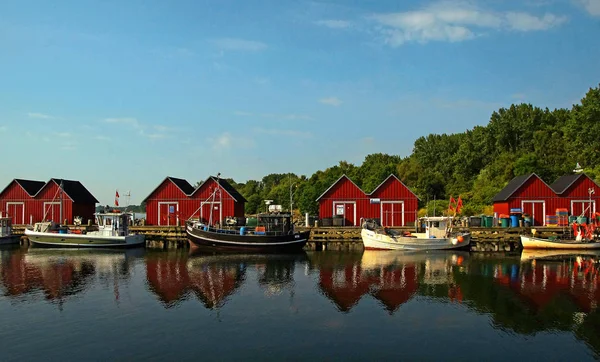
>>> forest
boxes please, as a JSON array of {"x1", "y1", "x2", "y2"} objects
[
  {"x1": 117, "y1": 84, "x2": 600, "y2": 217},
  {"x1": 226, "y1": 84, "x2": 600, "y2": 217}
]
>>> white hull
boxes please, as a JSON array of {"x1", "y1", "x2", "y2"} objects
[
  {"x1": 25, "y1": 229, "x2": 145, "y2": 248},
  {"x1": 520, "y1": 235, "x2": 600, "y2": 250},
  {"x1": 361, "y1": 229, "x2": 470, "y2": 251}
]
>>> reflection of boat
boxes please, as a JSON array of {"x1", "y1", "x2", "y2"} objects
[
  {"x1": 520, "y1": 235, "x2": 600, "y2": 250},
  {"x1": 26, "y1": 212, "x2": 145, "y2": 248},
  {"x1": 361, "y1": 216, "x2": 470, "y2": 250},
  {"x1": 0, "y1": 216, "x2": 19, "y2": 245},
  {"x1": 520, "y1": 249, "x2": 600, "y2": 262}
]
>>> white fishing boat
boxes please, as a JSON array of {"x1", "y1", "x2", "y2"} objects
[
  {"x1": 361, "y1": 216, "x2": 470, "y2": 251},
  {"x1": 25, "y1": 212, "x2": 145, "y2": 248},
  {"x1": 0, "y1": 215, "x2": 19, "y2": 245},
  {"x1": 520, "y1": 235, "x2": 600, "y2": 250}
]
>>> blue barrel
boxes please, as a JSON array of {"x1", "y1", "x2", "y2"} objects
[
  {"x1": 510, "y1": 215, "x2": 519, "y2": 227},
  {"x1": 59, "y1": 229, "x2": 67, "y2": 234},
  {"x1": 240, "y1": 227, "x2": 246, "y2": 236}
]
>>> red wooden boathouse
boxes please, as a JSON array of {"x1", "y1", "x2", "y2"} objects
[
  {"x1": 0, "y1": 178, "x2": 97, "y2": 225},
  {"x1": 492, "y1": 173, "x2": 557, "y2": 226},
  {"x1": 0, "y1": 179, "x2": 46, "y2": 224},
  {"x1": 317, "y1": 174, "x2": 420, "y2": 227},
  {"x1": 550, "y1": 173, "x2": 600, "y2": 218},
  {"x1": 368, "y1": 174, "x2": 419, "y2": 227},
  {"x1": 144, "y1": 176, "x2": 246, "y2": 226},
  {"x1": 143, "y1": 177, "x2": 197, "y2": 226},
  {"x1": 189, "y1": 175, "x2": 246, "y2": 225}
]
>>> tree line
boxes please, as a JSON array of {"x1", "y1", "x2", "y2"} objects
[{"x1": 225, "y1": 84, "x2": 600, "y2": 217}]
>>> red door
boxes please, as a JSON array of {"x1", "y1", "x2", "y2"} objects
[
  {"x1": 381, "y1": 202, "x2": 404, "y2": 227},
  {"x1": 522, "y1": 201, "x2": 545, "y2": 226},
  {"x1": 159, "y1": 203, "x2": 178, "y2": 226},
  {"x1": 6, "y1": 203, "x2": 24, "y2": 224},
  {"x1": 344, "y1": 204, "x2": 355, "y2": 226}
]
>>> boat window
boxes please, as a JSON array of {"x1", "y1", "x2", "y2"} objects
[
  {"x1": 432, "y1": 221, "x2": 439, "y2": 227},
  {"x1": 1, "y1": 220, "x2": 5, "y2": 227}
]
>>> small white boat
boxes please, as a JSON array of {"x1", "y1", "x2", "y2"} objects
[
  {"x1": 361, "y1": 216, "x2": 470, "y2": 251},
  {"x1": 0, "y1": 216, "x2": 19, "y2": 245},
  {"x1": 25, "y1": 212, "x2": 145, "y2": 248},
  {"x1": 520, "y1": 235, "x2": 600, "y2": 250}
]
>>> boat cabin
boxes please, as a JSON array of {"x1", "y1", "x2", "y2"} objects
[
  {"x1": 95, "y1": 212, "x2": 132, "y2": 237},
  {"x1": 255, "y1": 213, "x2": 293, "y2": 235},
  {"x1": 0, "y1": 217, "x2": 12, "y2": 237},
  {"x1": 421, "y1": 216, "x2": 452, "y2": 239}
]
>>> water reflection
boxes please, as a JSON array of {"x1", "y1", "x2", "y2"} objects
[{"x1": 0, "y1": 246, "x2": 141, "y2": 309}]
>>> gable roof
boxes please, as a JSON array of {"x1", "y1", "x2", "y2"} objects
[
  {"x1": 191, "y1": 176, "x2": 247, "y2": 203},
  {"x1": 550, "y1": 173, "x2": 600, "y2": 195},
  {"x1": 143, "y1": 176, "x2": 195, "y2": 202},
  {"x1": 316, "y1": 174, "x2": 364, "y2": 201},
  {"x1": 45, "y1": 179, "x2": 99, "y2": 204},
  {"x1": 0, "y1": 179, "x2": 46, "y2": 197},
  {"x1": 492, "y1": 173, "x2": 550, "y2": 202},
  {"x1": 367, "y1": 174, "x2": 420, "y2": 200}
]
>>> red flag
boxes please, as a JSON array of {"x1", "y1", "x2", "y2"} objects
[
  {"x1": 116, "y1": 190, "x2": 120, "y2": 198},
  {"x1": 449, "y1": 196, "x2": 456, "y2": 211},
  {"x1": 456, "y1": 196, "x2": 463, "y2": 213},
  {"x1": 115, "y1": 198, "x2": 119, "y2": 206}
]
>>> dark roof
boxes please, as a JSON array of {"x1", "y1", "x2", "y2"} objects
[
  {"x1": 168, "y1": 177, "x2": 195, "y2": 195},
  {"x1": 206, "y1": 176, "x2": 247, "y2": 203},
  {"x1": 0, "y1": 179, "x2": 46, "y2": 197},
  {"x1": 49, "y1": 179, "x2": 99, "y2": 204},
  {"x1": 550, "y1": 174, "x2": 584, "y2": 194},
  {"x1": 492, "y1": 173, "x2": 536, "y2": 202},
  {"x1": 15, "y1": 179, "x2": 46, "y2": 196}
]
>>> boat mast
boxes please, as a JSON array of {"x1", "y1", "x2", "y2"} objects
[{"x1": 59, "y1": 179, "x2": 64, "y2": 225}]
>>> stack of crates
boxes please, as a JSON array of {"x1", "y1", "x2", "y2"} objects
[
  {"x1": 556, "y1": 208, "x2": 568, "y2": 226},
  {"x1": 545, "y1": 214, "x2": 558, "y2": 226}
]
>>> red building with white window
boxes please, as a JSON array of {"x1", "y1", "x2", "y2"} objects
[
  {"x1": 0, "y1": 178, "x2": 97, "y2": 225},
  {"x1": 316, "y1": 174, "x2": 420, "y2": 227},
  {"x1": 550, "y1": 173, "x2": 600, "y2": 218},
  {"x1": 493, "y1": 173, "x2": 558, "y2": 226},
  {"x1": 143, "y1": 176, "x2": 246, "y2": 226}
]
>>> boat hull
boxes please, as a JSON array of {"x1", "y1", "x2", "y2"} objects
[
  {"x1": 24, "y1": 229, "x2": 145, "y2": 248},
  {"x1": 0, "y1": 235, "x2": 20, "y2": 245},
  {"x1": 361, "y1": 229, "x2": 470, "y2": 251},
  {"x1": 520, "y1": 235, "x2": 600, "y2": 250},
  {"x1": 186, "y1": 224, "x2": 309, "y2": 252}
]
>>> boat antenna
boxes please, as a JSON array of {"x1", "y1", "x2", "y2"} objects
[{"x1": 433, "y1": 195, "x2": 436, "y2": 217}]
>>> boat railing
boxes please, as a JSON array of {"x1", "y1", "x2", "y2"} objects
[{"x1": 198, "y1": 224, "x2": 291, "y2": 236}]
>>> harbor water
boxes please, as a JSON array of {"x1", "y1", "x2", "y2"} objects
[{"x1": 0, "y1": 245, "x2": 599, "y2": 360}]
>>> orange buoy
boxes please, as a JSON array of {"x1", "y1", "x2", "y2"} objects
[{"x1": 457, "y1": 235, "x2": 464, "y2": 243}]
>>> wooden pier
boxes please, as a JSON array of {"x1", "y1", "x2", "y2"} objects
[{"x1": 10, "y1": 224, "x2": 574, "y2": 251}]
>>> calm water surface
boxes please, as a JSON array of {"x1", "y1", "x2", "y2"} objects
[{"x1": 1, "y1": 246, "x2": 599, "y2": 361}]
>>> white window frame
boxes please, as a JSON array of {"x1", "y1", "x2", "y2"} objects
[
  {"x1": 6, "y1": 202, "x2": 25, "y2": 224},
  {"x1": 158, "y1": 202, "x2": 179, "y2": 226},
  {"x1": 570, "y1": 200, "x2": 596, "y2": 217},
  {"x1": 332, "y1": 201, "x2": 357, "y2": 226},
  {"x1": 521, "y1": 200, "x2": 546, "y2": 226}
]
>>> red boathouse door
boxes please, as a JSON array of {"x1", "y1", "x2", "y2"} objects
[
  {"x1": 521, "y1": 201, "x2": 545, "y2": 226},
  {"x1": 381, "y1": 201, "x2": 404, "y2": 227}
]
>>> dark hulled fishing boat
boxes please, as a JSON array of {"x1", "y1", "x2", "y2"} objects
[{"x1": 185, "y1": 174, "x2": 309, "y2": 252}]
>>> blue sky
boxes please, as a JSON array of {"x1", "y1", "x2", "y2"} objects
[{"x1": 1, "y1": 0, "x2": 599, "y2": 205}]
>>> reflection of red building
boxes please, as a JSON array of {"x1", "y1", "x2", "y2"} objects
[
  {"x1": 496, "y1": 260, "x2": 600, "y2": 313},
  {"x1": 0, "y1": 250, "x2": 95, "y2": 306},
  {"x1": 319, "y1": 261, "x2": 420, "y2": 313},
  {"x1": 145, "y1": 253, "x2": 245, "y2": 309}
]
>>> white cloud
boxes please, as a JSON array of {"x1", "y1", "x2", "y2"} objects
[
  {"x1": 233, "y1": 111, "x2": 313, "y2": 120},
  {"x1": 209, "y1": 132, "x2": 255, "y2": 151},
  {"x1": 578, "y1": 0, "x2": 600, "y2": 16},
  {"x1": 319, "y1": 97, "x2": 343, "y2": 106},
  {"x1": 104, "y1": 117, "x2": 141, "y2": 128},
  {"x1": 316, "y1": 19, "x2": 352, "y2": 29},
  {"x1": 370, "y1": 1, "x2": 567, "y2": 46},
  {"x1": 254, "y1": 128, "x2": 313, "y2": 138},
  {"x1": 211, "y1": 38, "x2": 267, "y2": 51},
  {"x1": 27, "y1": 112, "x2": 56, "y2": 119}
]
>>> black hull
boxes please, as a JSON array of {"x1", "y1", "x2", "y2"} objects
[{"x1": 185, "y1": 224, "x2": 309, "y2": 252}]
